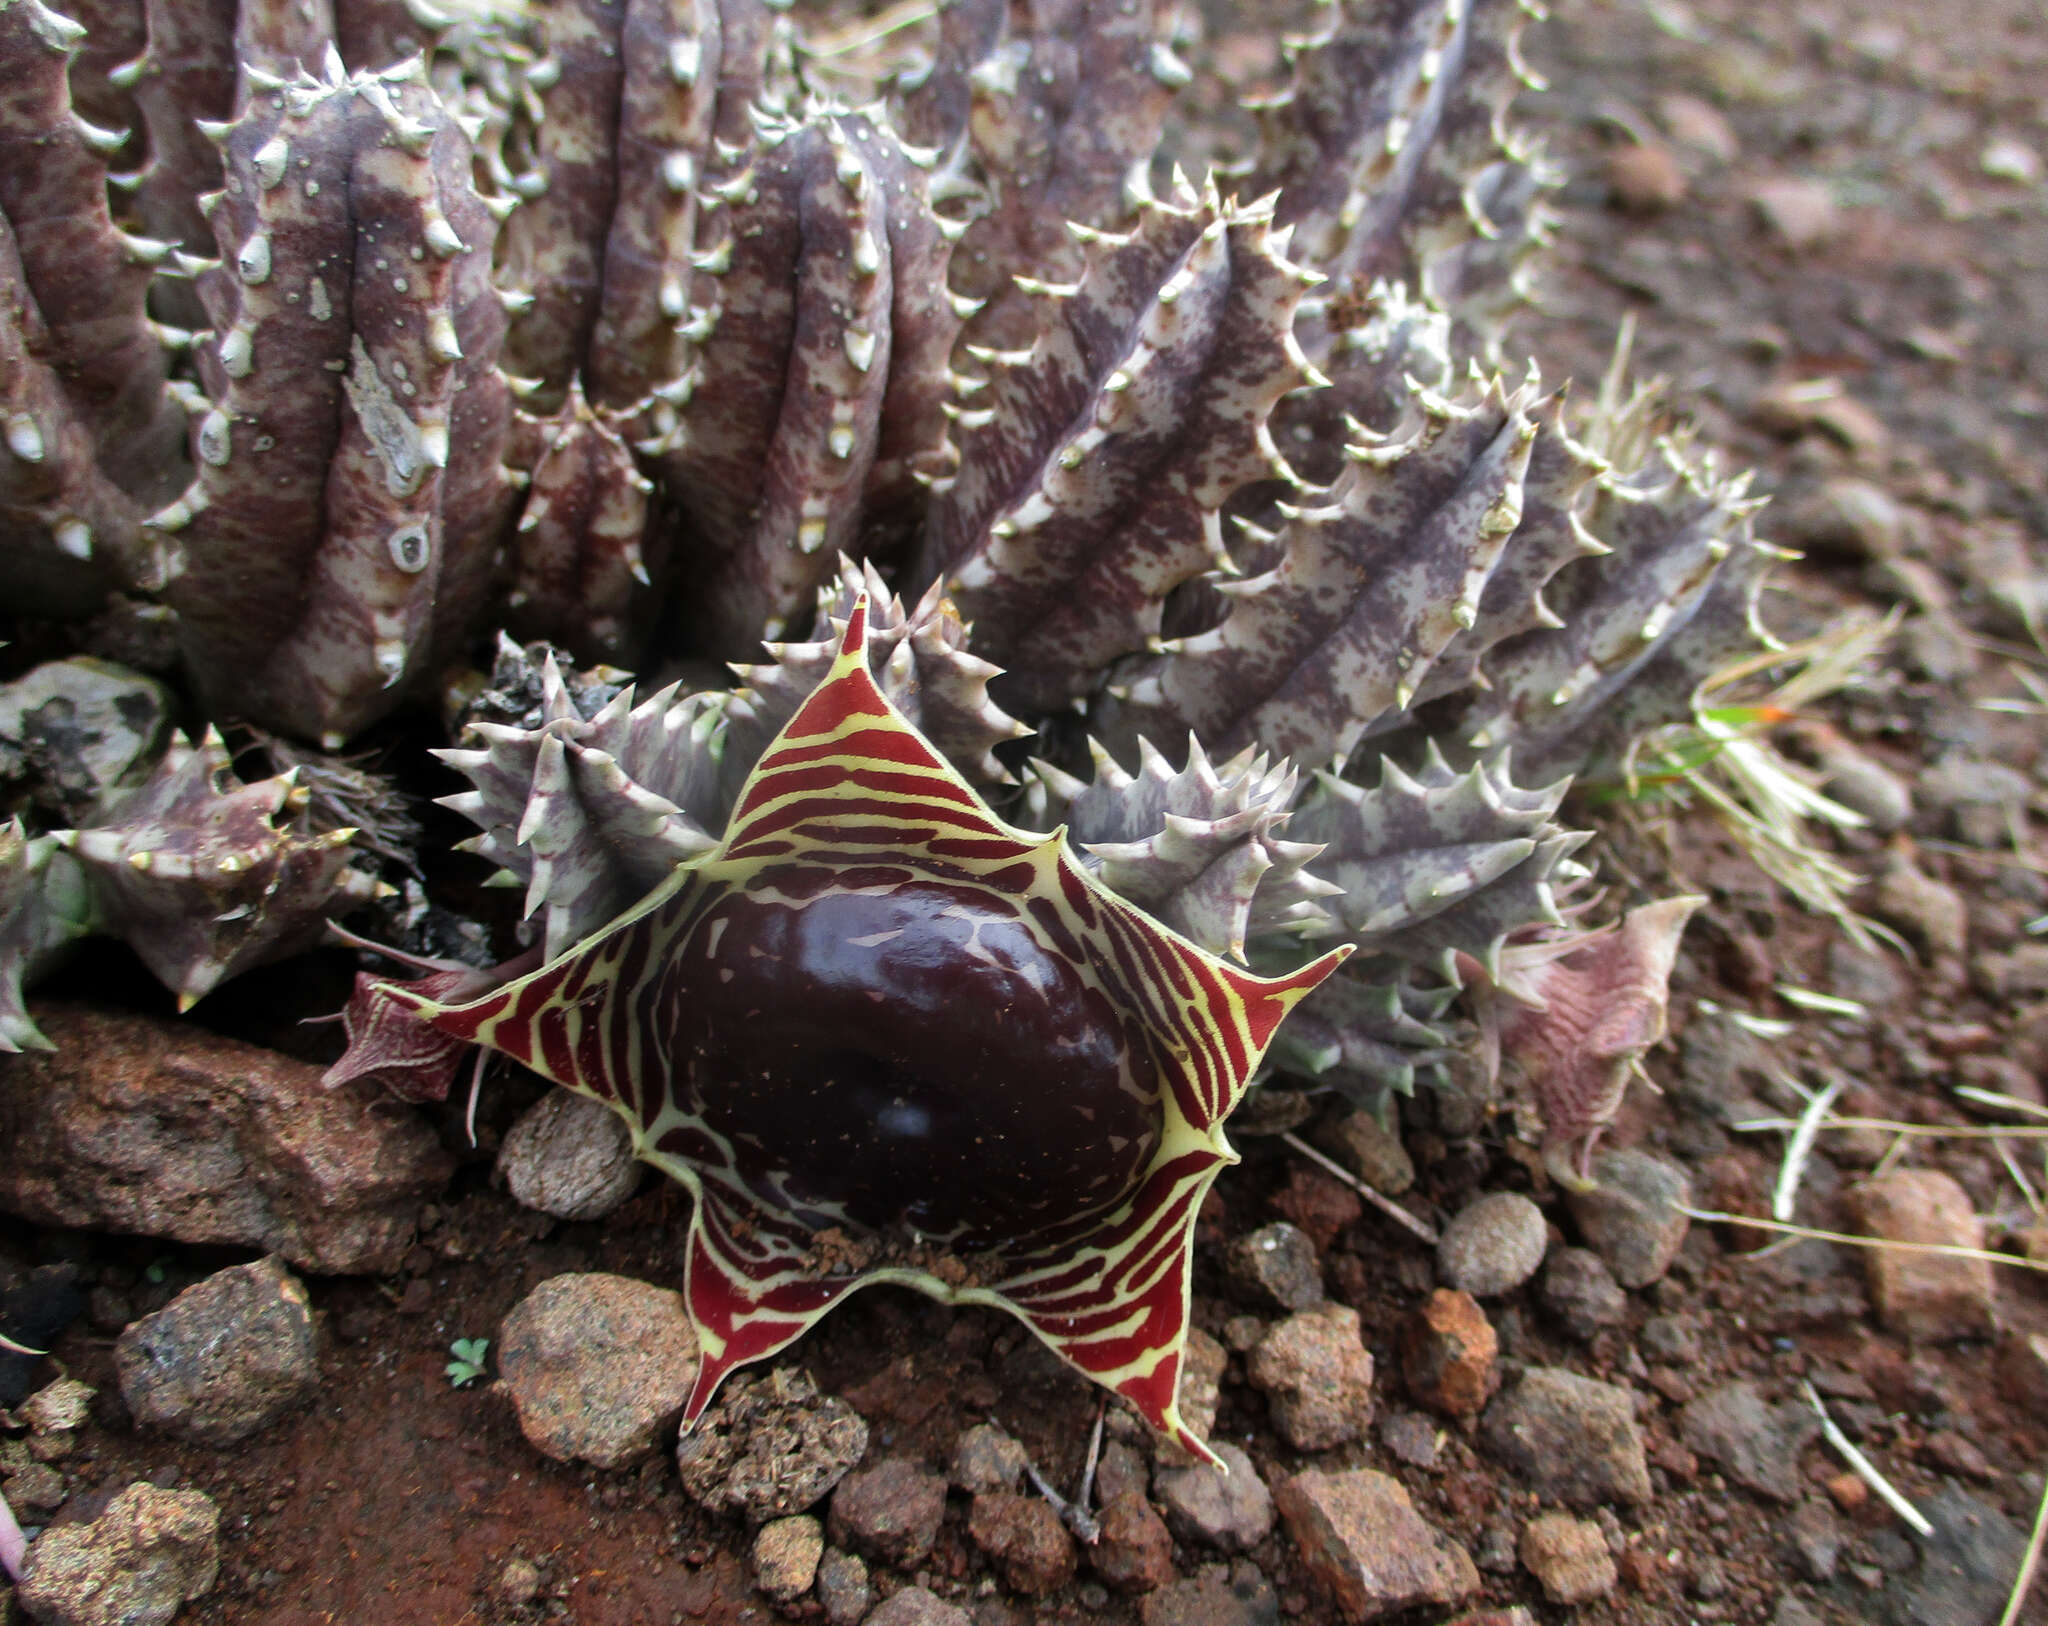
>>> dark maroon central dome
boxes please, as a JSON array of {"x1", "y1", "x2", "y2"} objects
[{"x1": 658, "y1": 875, "x2": 1165, "y2": 1243}]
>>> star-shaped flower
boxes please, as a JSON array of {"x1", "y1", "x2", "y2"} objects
[{"x1": 386, "y1": 600, "x2": 1346, "y2": 1461}]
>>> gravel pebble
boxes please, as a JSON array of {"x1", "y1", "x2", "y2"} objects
[
  {"x1": 1855, "y1": 1169, "x2": 1997, "y2": 1340},
  {"x1": 815, "y1": 1547, "x2": 871, "y2": 1626},
  {"x1": 1566, "y1": 1149, "x2": 1692, "y2": 1288},
  {"x1": 1538, "y1": 1249, "x2": 1629, "y2": 1341},
  {"x1": 1089, "y1": 1491, "x2": 1175, "y2": 1594},
  {"x1": 1275, "y1": 1468, "x2": 1479, "y2": 1622},
  {"x1": 498, "y1": 1273, "x2": 696, "y2": 1468},
  {"x1": 1399, "y1": 1290, "x2": 1499, "y2": 1418},
  {"x1": 676, "y1": 1368, "x2": 868, "y2": 1520},
  {"x1": 949, "y1": 1422, "x2": 1027, "y2": 1496},
  {"x1": 753, "y1": 1515, "x2": 824, "y2": 1603},
  {"x1": 968, "y1": 1491, "x2": 1076, "y2": 1594},
  {"x1": 1778, "y1": 477, "x2": 1904, "y2": 560},
  {"x1": 1377, "y1": 1410, "x2": 1442, "y2": 1471},
  {"x1": 1678, "y1": 1382, "x2": 1822, "y2": 1503},
  {"x1": 1152, "y1": 1441, "x2": 1275, "y2": 1552},
  {"x1": 1639, "y1": 1313, "x2": 1702, "y2": 1365},
  {"x1": 1749, "y1": 175, "x2": 1841, "y2": 249},
  {"x1": 1480, "y1": 1367, "x2": 1652, "y2": 1507},
  {"x1": 495, "y1": 1556, "x2": 542, "y2": 1606},
  {"x1": 828, "y1": 1458, "x2": 949, "y2": 1569},
  {"x1": 1606, "y1": 142, "x2": 1686, "y2": 212},
  {"x1": 1219, "y1": 1222, "x2": 1324, "y2": 1313},
  {"x1": 1312, "y1": 1111, "x2": 1414, "y2": 1195},
  {"x1": 496, "y1": 1089, "x2": 641, "y2": 1221},
  {"x1": 1437, "y1": 1193, "x2": 1548, "y2": 1298},
  {"x1": 5, "y1": 1461, "x2": 66, "y2": 1513},
  {"x1": 18, "y1": 1482, "x2": 220, "y2": 1626},
  {"x1": 1872, "y1": 854, "x2": 1969, "y2": 962},
  {"x1": 1246, "y1": 1302, "x2": 1374, "y2": 1451},
  {"x1": 1519, "y1": 1513, "x2": 1618, "y2": 1604},
  {"x1": 114, "y1": 1256, "x2": 318, "y2": 1447},
  {"x1": 1138, "y1": 1560, "x2": 1279, "y2": 1626},
  {"x1": 863, "y1": 1585, "x2": 971, "y2": 1626}
]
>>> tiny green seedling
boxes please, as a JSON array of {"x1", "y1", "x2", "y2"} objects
[{"x1": 445, "y1": 1337, "x2": 490, "y2": 1388}]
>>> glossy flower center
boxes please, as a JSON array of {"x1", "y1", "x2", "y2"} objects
[{"x1": 666, "y1": 874, "x2": 1163, "y2": 1244}]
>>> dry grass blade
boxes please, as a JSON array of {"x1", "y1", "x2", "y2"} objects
[
  {"x1": 1802, "y1": 1380, "x2": 1933, "y2": 1538},
  {"x1": 1678, "y1": 1205, "x2": 2048, "y2": 1274},
  {"x1": 1282, "y1": 1131, "x2": 1441, "y2": 1245},
  {"x1": 1999, "y1": 1469, "x2": 2048, "y2": 1626},
  {"x1": 1772, "y1": 1076, "x2": 1844, "y2": 1222}
]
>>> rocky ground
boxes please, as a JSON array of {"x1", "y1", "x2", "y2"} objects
[{"x1": 4, "y1": 0, "x2": 2048, "y2": 1623}]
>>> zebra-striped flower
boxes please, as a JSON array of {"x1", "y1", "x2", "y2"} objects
[{"x1": 384, "y1": 599, "x2": 1347, "y2": 1462}]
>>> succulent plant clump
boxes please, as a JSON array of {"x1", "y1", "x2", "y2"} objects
[{"x1": 0, "y1": 0, "x2": 1779, "y2": 1447}]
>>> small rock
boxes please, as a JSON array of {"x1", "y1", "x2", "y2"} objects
[
  {"x1": 1827, "y1": 938, "x2": 1910, "y2": 1007},
  {"x1": 828, "y1": 1458, "x2": 948, "y2": 1569},
  {"x1": 1399, "y1": 1290, "x2": 1499, "y2": 1418},
  {"x1": 5, "y1": 1461, "x2": 66, "y2": 1513},
  {"x1": 16, "y1": 1379, "x2": 92, "y2": 1436},
  {"x1": 968, "y1": 1492, "x2": 1076, "y2": 1595},
  {"x1": 496, "y1": 1089, "x2": 641, "y2": 1221},
  {"x1": 1269, "y1": 1165, "x2": 1362, "y2": 1252},
  {"x1": 1819, "y1": 751, "x2": 1914, "y2": 834},
  {"x1": 1678, "y1": 1381, "x2": 1821, "y2": 1503},
  {"x1": 1875, "y1": 1485, "x2": 2027, "y2": 1626},
  {"x1": 0, "y1": 1004, "x2": 452, "y2": 1275},
  {"x1": 950, "y1": 1421, "x2": 1028, "y2": 1496},
  {"x1": 1657, "y1": 92, "x2": 1738, "y2": 162},
  {"x1": 1274, "y1": 1468, "x2": 1479, "y2": 1623},
  {"x1": 498, "y1": 1273, "x2": 697, "y2": 1469},
  {"x1": 1995, "y1": 1331, "x2": 2048, "y2": 1411},
  {"x1": 115, "y1": 1256, "x2": 318, "y2": 1447},
  {"x1": 1246, "y1": 1302, "x2": 1374, "y2": 1451},
  {"x1": 753, "y1": 1515, "x2": 824, "y2": 1603},
  {"x1": 815, "y1": 1548, "x2": 871, "y2": 1626},
  {"x1": 1312, "y1": 1111, "x2": 1414, "y2": 1195},
  {"x1": 1749, "y1": 176, "x2": 1840, "y2": 249},
  {"x1": 863, "y1": 1585, "x2": 971, "y2": 1626},
  {"x1": 1538, "y1": 1249, "x2": 1628, "y2": 1341},
  {"x1": 1377, "y1": 1410, "x2": 1442, "y2": 1471},
  {"x1": 676, "y1": 1368, "x2": 868, "y2": 1521},
  {"x1": 1519, "y1": 1513, "x2": 1617, "y2": 1604},
  {"x1": 18, "y1": 1482, "x2": 219, "y2": 1626},
  {"x1": 1139, "y1": 1561, "x2": 1279, "y2": 1626},
  {"x1": 1750, "y1": 377, "x2": 1886, "y2": 458},
  {"x1": 1480, "y1": 1367, "x2": 1652, "y2": 1506},
  {"x1": 1778, "y1": 478, "x2": 1904, "y2": 560},
  {"x1": 1219, "y1": 1222, "x2": 1323, "y2": 1313},
  {"x1": 1638, "y1": 1313, "x2": 1701, "y2": 1365},
  {"x1": 1787, "y1": 1498, "x2": 1843, "y2": 1582},
  {"x1": 1972, "y1": 946, "x2": 2048, "y2": 1003},
  {"x1": 495, "y1": 1556, "x2": 543, "y2": 1606},
  {"x1": 1873, "y1": 855, "x2": 1968, "y2": 963},
  {"x1": 1606, "y1": 142, "x2": 1685, "y2": 212},
  {"x1": 1566, "y1": 1149, "x2": 1692, "y2": 1288},
  {"x1": 1089, "y1": 1491, "x2": 1175, "y2": 1594},
  {"x1": 1437, "y1": 1192, "x2": 1547, "y2": 1298},
  {"x1": 1152, "y1": 1442, "x2": 1275, "y2": 1552},
  {"x1": 1094, "y1": 1439, "x2": 1149, "y2": 1507},
  {"x1": 1855, "y1": 1169, "x2": 1996, "y2": 1340},
  {"x1": 1921, "y1": 754, "x2": 2034, "y2": 850},
  {"x1": 1157, "y1": 1327, "x2": 1228, "y2": 1466}
]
